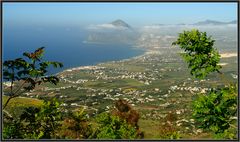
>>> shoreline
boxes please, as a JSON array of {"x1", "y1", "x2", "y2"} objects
[
  {"x1": 57, "y1": 48, "x2": 151, "y2": 74},
  {"x1": 57, "y1": 50, "x2": 237, "y2": 75}
]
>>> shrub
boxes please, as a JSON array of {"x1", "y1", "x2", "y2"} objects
[
  {"x1": 59, "y1": 109, "x2": 93, "y2": 139},
  {"x1": 159, "y1": 112, "x2": 180, "y2": 139},
  {"x1": 91, "y1": 112, "x2": 137, "y2": 139},
  {"x1": 3, "y1": 119, "x2": 24, "y2": 139},
  {"x1": 112, "y1": 99, "x2": 144, "y2": 138},
  {"x1": 112, "y1": 99, "x2": 139, "y2": 128},
  {"x1": 3, "y1": 99, "x2": 63, "y2": 139},
  {"x1": 192, "y1": 84, "x2": 237, "y2": 135}
]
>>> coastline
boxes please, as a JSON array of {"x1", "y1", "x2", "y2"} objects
[
  {"x1": 57, "y1": 47, "x2": 151, "y2": 75},
  {"x1": 57, "y1": 48, "x2": 164, "y2": 75},
  {"x1": 58, "y1": 49, "x2": 238, "y2": 75}
]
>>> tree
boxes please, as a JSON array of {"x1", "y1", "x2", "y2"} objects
[
  {"x1": 112, "y1": 99, "x2": 144, "y2": 138},
  {"x1": 59, "y1": 108, "x2": 93, "y2": 139},
  {"x1": 91, "y1": 112, "x2": 137, "y2": 139},
  {"x1": 159, "y1": 112, "x2": 180, "y2": 139},
  {"x1": 192, "y1": 84, "x2": 237, "y2": 138},
  {"x1": 172, "y1": 29, "x2": 237, "y2": 139},
  {"x1": 172, "y1": 29, "x2": 221, "y2": 79},
  {"x1": 3, "y1": 99, "x2": 64, "y2": 139},
  {"x1": 3, "y1": 47, "x2": 63, "y2": 109}
]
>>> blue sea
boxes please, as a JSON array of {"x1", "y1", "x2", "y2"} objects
[{"x1": 3, "y1": 25, "x2": 144, "y2": 74}]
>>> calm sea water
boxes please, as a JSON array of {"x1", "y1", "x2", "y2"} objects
[{"x1": 3, "y1": 25, "x2": 144, "y2": 74}]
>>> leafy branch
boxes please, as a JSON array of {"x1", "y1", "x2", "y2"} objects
[{"x1": 3, "y1": 47, "x2": 63, "y2": 109}]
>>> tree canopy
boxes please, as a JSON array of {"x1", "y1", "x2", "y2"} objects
[
  {"x1": 3, "y1": 47, "x2": 63, "y2": 109},
  {"x1": 172, "y1": 29, "x2": 221, "y2": 79}
]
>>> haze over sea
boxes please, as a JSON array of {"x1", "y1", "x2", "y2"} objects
[{"x1": 3, "y1": 26, "x2": 144, "y2": 74}]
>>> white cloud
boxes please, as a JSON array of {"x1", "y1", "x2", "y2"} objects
[{"x1": 87, "y1": 24, "x2": 128, "y2": 30}]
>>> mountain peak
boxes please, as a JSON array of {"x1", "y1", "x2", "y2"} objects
[{"x1": 110, "y1": 19, "x2": 131, "y2": 28}]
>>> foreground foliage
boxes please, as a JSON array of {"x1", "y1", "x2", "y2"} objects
[
  {"x1": 91, "y1": 112, "x2": 137, "y2": 139},
  {"x1": 172, "y1": 29, "x2": 221, "y2": 79},
  {"x1": 3, "y1": 99, "x2": 63, "y2": 139},
  {"x1": 59, "y1": 109, "x2": 93, "y2": 139},
  {"x1": 3, "y1": 47, "x2": 63, "y2": 109},
  {"x1": 173, "y1": 29, "x2": 238, "y2": 140},
  {"x1": 193, "y1": 84, "x2": 237, "y2": 139},
  {"x1": 91, "y1": 99, "x2": 142, "y2": 139},
  {"x1": 159, "y1": 112, "x2": 180, "y2": 139}
]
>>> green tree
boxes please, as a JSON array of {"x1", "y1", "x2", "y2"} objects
[
  {"x1": 3, "y1": 119, "x2": 24, "y2": 139},
  {"x1": 172, "y1": 29, "x2": 221, "y2": 79},
  {"x1": 91, "y1": 113, "x2": 137, "y2": 139},
  {"x1": 172, "y1": 29, "x2": 237, "y2": 139},
  {"x1": 192, "y1": 85, "x2": 237, "y2": 137},
  {"x1": 3, "y1": 99, "x2": 64, "y2": 139},
  {"x1": 3, "y1": 47, "x2": 63, "y2": 109}
]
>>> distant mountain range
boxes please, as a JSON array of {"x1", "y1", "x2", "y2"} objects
[
  {"x1": 86, "y1": 19, "x2": 237, "y2": 44},
  {"x1": 193, "y1": 20, "x2": 237, "y2": 25},
  {"x1": 152, "y1": 19, "x2": 237, "y2": 26}
]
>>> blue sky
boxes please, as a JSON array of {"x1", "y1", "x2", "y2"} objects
[{"x1": 3, "y1": 2, "x2": 237, "y2": 27}]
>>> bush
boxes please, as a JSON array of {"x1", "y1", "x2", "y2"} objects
[
  {"x1": 159, "y1": 112, "x2": 180, "y2": 139},
  {"x1": 59, "y1": 109, "x2": 93, "y2": 139},
  {"x1": 91, "y1": 112, "x2": 137, "y2": 139},
  {"x1": 3, "y1": 119, "x2": 24, "y2": 139},
  {"x1": 192, "y1": 84, "x2": 237, "y2": 135},
  {"x1": 213, "y1": 126, "x2": 238, "y2": 140},
  {"x1": 3, "y1": 99, "x2": 63, "y2": 139},
  {"x1": 112, "y1": 99, "x2": 144, "y2": 138},
  {"x1": 112, "y1": 99, "x2": 140, "y2": 128}
]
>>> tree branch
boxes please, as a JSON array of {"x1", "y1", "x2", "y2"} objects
[{"x1": 3, "y1": 96, "x2": 14, "y2": 110}]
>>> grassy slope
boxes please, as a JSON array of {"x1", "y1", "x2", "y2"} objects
[{"x1": 3, "y1": 96, "x2": 43, "y2": 117}]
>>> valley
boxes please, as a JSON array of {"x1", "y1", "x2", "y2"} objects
[{"x1": 3, "y1": 44, "x2": 237, "y2": 138}]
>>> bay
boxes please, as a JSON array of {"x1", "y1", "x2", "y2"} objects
[{"x1": 3, "y1": 25, "x2": 144, "y2": 74}]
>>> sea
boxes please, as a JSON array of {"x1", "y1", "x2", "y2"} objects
[{"x1": 3, "y1": 25, "x2": 145, "y2": 75}]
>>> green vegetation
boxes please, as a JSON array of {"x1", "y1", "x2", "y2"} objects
[
  {"x1": 173, "y1": 29, "x2": 238, "y2": 139},
  {"x1": 59, "y1": 109, "x2": 93, "y2": 139},
  {"x1": 172, "y1": 29, "x2": 221, "y2": 79},
  {"x1": 3, "y1": 96, "x2": 43, "y2": 118},
  {"x1": 158, "y1": 112, "x2": 181, "y2": 139},
  {"x1": 3, "y1": 47, "x2": 63, "y2": 109},
  {"x1": 193, "y1": 85, "x2": 237, "y2": 138},
  {"x1": 3, "y1": 99, "x2": 63, "y2": 139},
  {"x1": 92, "y1": 113, "x2": 137, "y2": 139},
  {"x1": 2, "y1": 29, "x2": 238, "y2": 140},
  {"x1": 83, "y1": 78, "x2": 144, "y2": 89}
]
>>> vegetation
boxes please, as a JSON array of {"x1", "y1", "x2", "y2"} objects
[
  {"x1": 3, "y1": 47, "x2": 63, "y2": 109},
  {"x1": 91, "y1": 112, "x2": 137, "y2": 139},
  {"x1": 173, "y1": 29, "x2": 238, "y2": 139},
  {"x1": 3, "y1": 47, "x2": 63, "y2": 139},
  {"x1": 3, "y1": 99, "x2": 63, "y2": 139},
  {"x1": 159, "y1": 112, "x2": 180, "y2": 139},
  {"x1": 2, "y1": 29, "x2": 238, "y2": 140},
  {"x1": 59, "y1": 109, "x2": 93, "y2": 139},
  {"x1": 193, "y1": 85, "x2": 237, "y2": 139},
  {"x1": 172, "y1": 29, "x2": 221, "y2": 79}
]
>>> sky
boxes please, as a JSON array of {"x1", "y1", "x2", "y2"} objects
[{"x1": 3, "y1": 2, "x2": 238, "y2": 27}]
